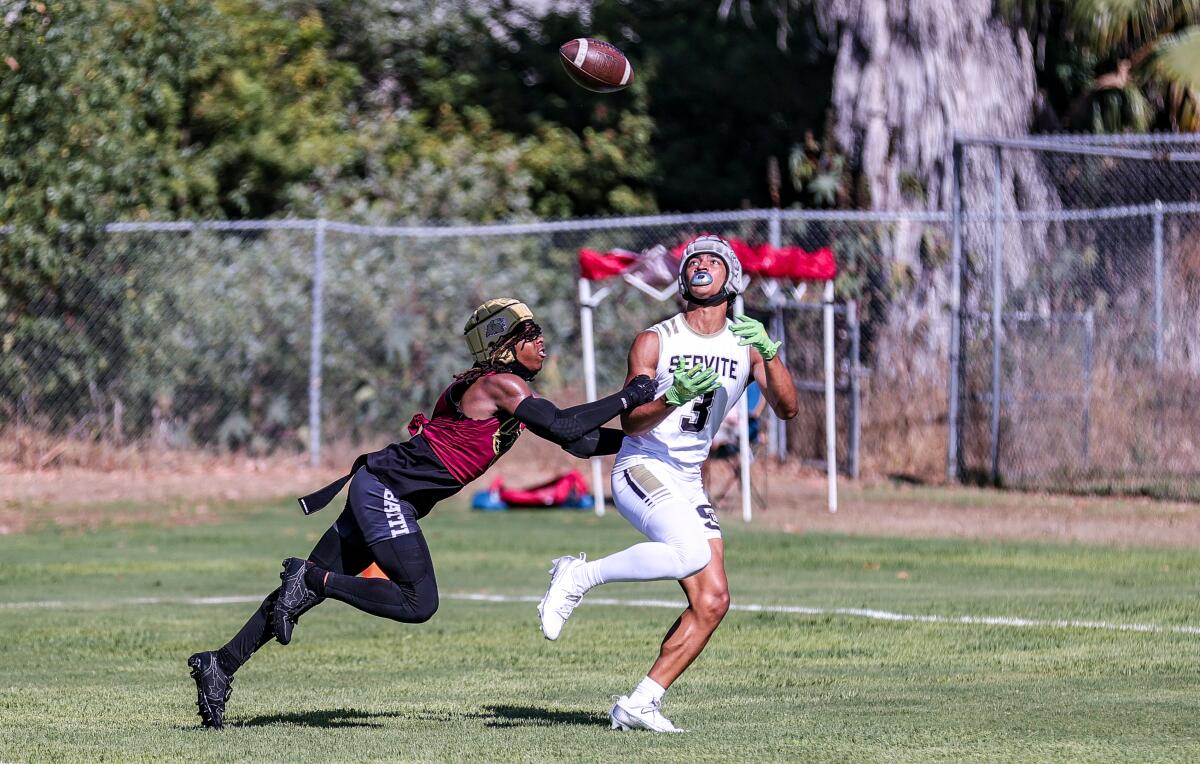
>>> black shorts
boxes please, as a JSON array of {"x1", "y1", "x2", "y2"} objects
[
  {"x1": 335, "y1": 467, "x2": 422, "y2": 546},
  {"x1": 711, "y1": 443, "x2": 738, "y2": 460}
]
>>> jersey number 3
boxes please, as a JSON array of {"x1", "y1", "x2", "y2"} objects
[{"x1": 680, "y1": 391, "x2": 715, "y2": 433}]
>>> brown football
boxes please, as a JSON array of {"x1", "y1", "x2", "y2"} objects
[{"x1": 559, "y1": 38, "x2": 634, "y2": 93}]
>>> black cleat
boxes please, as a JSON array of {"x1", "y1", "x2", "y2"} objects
[
  {"x1": 272, "y1": 557, "x2": 324, "y2": 645},
  {"x1": 187, "y1": 651, "x2": 233, "y2": 730}
]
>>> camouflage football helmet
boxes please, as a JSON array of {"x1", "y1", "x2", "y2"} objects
[{"x1": 464, "y1": 298, "x2": 537, "y2": 365}]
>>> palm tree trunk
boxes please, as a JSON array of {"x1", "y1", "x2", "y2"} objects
[{"x1": 821, "y1": 1, "x2": 1058, "y2": 339}]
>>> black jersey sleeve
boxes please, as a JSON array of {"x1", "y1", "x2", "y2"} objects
[
  {"x1": 513, "y1": 375, "x2": 656, "y2": 445},
  {"x1": 561, "y1": 427, "x2": 625, "y2": 458}
]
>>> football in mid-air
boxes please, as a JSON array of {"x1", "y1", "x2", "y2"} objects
[{"x1": 559, "y1": 38, "x2": 634, "y2": 93}]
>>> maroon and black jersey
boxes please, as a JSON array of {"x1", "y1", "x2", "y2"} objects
[
  {"x1": 410, "y1": 374, "x2": 524, "y2": 483},
  {"x1": 299, "y1": 372, "x2": 523, "y2": 519}
]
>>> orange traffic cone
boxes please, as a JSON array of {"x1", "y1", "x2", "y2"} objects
[{"x1": 360, "y1": 563, "x2": 387, "y2": 579}]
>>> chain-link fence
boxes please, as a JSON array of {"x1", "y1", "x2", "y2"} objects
[
  {"x1": 5, "y1": 133, "x2": 1198, "y2": 498},
  {"x1": 1, "y1": 211, "x2": 886, "y2": 474},
  {"x1": 1, "y1": 222, "x2": 317, "y2": 459},
  {"x1": 950, "y1": 134, "x2": 1200, "y2": 498}
]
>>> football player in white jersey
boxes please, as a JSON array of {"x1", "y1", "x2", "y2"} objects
[{"x1": 538, "y1": 235, "x2": 798, "y2": 732}]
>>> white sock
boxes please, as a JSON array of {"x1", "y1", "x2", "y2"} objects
[
  {"x1": 589, "y1": 539, "x2": 709, "y2": 585},
  {"x1": 628, "y1": 675, "x2": 666, "y2": 706},
  {"x1": 572, "y1": 559, "x2": 607, "y2": 591}
]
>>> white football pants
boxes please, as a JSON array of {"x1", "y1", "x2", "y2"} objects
[{"x1": 585, "y1": 456, "x2": 722, "y2": 586}]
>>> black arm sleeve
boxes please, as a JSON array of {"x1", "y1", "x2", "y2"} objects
[
  {"x1": 513, "y1": 391, "x2": 633, "y2": 446},
  {"x1": 562, "y1": 427, "x2": 625, "y2": 458}
]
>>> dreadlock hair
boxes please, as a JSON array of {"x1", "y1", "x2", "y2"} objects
[{"x1": 454, "y1": 319, "x2": 543, "y2": 385}]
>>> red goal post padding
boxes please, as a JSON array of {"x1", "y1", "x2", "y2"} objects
[
  {"x1": 579, "y1": 237, "x2": 836, "y2": 282},
  {"x1": 575, "y1": 233, "x2": 842, "y2": 517}
]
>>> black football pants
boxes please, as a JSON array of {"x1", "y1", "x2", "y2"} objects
[{"x1": 216, "y1": 521, "x2": 439, "y2": 674}]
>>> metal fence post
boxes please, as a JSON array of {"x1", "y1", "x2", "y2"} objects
[
  {"x1": 1081, "y1": 309, "x2": 1094, "y2": 467},
  {"x1": 1153, "y1": 200, "x2": 1164, "y2": 374},
  {"x1": 308, "y1": 218, "x2": 327, "y2": 467},
  {"x1": 769, "y1": 305, "x2": 787, "y2": 462},
  {"x1": 947, "y1": 141, "x2": 964, "y2": 481},
  {"x1": 989, "y1": 145, "x2": 1004, "y2": 485},
  {"x1": 849, "y1": 299, "x2": 861, "y2": 480}
]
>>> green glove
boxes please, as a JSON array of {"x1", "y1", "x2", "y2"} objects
[
  {"x1": 664, "y1": 357, "x2": 721, "y2": 407},
  {"x1": 731, "y1": 314, "x2": 782, "y2": 361}
]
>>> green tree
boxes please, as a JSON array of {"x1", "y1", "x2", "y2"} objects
[
  {"x1": 1004, "y1": 0, "x2": 1200, "y2": 131},
  {"x1": 279, "y1": 0, "x2": 658, "y2": 219},
  {"x1": 1, "y1": 0, "x2": 207, "y2": 429},
  {"x1": 538, "y1": 1, "x2": 835, "y2": 211},
  {"x1": 292, "y1": 0, "x2": 833, "y2": 215},
  {"x1": 0, "y1": 0, "x2": 356, "y2": 433},
  {"x1": 185, "y1": 0, "x2": 360, "y2": 217}
]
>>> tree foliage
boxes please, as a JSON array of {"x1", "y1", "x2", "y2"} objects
[
  {"x1": 578, "y1": 0, "x2": 834, "y2": 211},
  {"x1": 0, "y1": 0, "x2": 661, "y2": 444},
  {"x1": 0, "y1": 0, "x2": 359, "y2": 434},
  {"x1": 1003, "y1": 0, "x2": 1200, "y2": 132}
]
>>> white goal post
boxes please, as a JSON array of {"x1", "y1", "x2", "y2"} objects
[{"x1": 578, "y1": 271, "x2": 839, "y2": 521}]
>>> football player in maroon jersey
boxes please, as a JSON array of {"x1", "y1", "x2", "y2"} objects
[{"x1": 186, "y1": 298, "x2": 656, "y2": 729}]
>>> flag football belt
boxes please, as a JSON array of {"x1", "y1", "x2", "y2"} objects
[{"x1": 297, "y1": 454, "x2": 368, "y2": 515}]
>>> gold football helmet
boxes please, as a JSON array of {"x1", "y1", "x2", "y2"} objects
[{"x1": 463, "y1": 298, "x2": 536, "y2": 365}]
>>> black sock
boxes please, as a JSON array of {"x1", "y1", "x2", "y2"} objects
[
  {"x1": 215, "y1": 647, "x2": 240, "y2": 676},
  {"x1": 304, "y1": 563, "x2": 328, "y2": 597},
  {"x1": 210, "y1": 524, "x2": 366, "y2": 675},
  {"x1": 217, "y1": 589, "x2": 278, "y2": 674}
]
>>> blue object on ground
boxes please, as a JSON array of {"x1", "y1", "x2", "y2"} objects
[
  {"x1": 471, "y1": 491, "x2": 508, "y2": 511},
  {"x1": 562, "y1": 493, "x2": 594, "y2": 510}
]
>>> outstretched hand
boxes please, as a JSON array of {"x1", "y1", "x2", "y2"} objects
[
  {"x1": 731, "y1": 314, "x2": 781, "y2": 361},
  {"x1": 622, "y1": 374, "x2": 658, "y2": 409},
  {"x1": 664, "y1": 358, "x2": 720, "y2": 407}
]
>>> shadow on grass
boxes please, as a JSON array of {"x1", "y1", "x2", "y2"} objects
[
  {"x1": 235, "y1": 707, "x2": 403, "y2": 729},
  {"x1": 480, "y1": 704, "x2": 609, "y2": 728},
  {"x1": 202, "y1": 704, "x2": 608, "y2": 730}
]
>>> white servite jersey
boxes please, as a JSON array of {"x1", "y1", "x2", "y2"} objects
[{"x1": 616, "y1": 312, "x2": 752, "y2": 470}]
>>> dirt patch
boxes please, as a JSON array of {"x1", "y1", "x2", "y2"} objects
[
  {"x1": 713, "y1": 461, "x2": 1200, "y2": 549},
  {"x1": 0, "y1": 437, "x2": 574, "y2": 534},
  {"x1": 0, "y1": 455, "x2": 345, "y2": 534},
  {"x1": 3, "y1": 437, "x2": 1199, "y2": 547}
]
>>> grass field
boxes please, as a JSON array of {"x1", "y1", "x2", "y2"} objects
[{"x1": 2, "y1": 496, "x2": 1199, "y2": 762}]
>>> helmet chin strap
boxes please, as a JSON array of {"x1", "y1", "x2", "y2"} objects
[
  {"x1": 684, "y1": 291, "x2": 730, "y2": 308},
  {"x1": 498, "y1": 360, "x2": 538, "y2": 381}
]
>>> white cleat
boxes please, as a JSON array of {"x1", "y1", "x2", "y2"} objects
[
  {"x1": 537, "y1": 554, "x2": 587, "y2": 641},
  {"x1": 609, "y1": 695, "x2": 684, "y2": 733}
]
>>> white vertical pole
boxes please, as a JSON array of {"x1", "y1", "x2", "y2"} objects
[
  {"x1": 823, "y1": 280, "x2": 838, "y2": 512},
  {"x1": 767, "y1": 210, "x2": 786, "y2": 462},
  {"x1": 734, "y1": 294, "x2": 752, "y2": 523},
  {"x1": 308, "y1": 218, "x2": 327, "y2": 467},
  {"x1": 579, "y1": 278, "x2": 606, "y2": 516}
]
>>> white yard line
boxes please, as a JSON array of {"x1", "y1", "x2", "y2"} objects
[{"x1": 2, "y1": 591, "x2": 1198, "y2": 636}]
